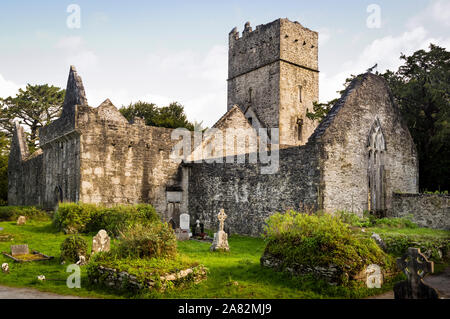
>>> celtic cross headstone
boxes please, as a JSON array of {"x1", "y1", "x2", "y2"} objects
[{"x1": 394, "y1": 247, "x2": 439, "y2": 299}]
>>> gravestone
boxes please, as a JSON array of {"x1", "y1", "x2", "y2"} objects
[
  {"x1": 16, "y1": 216, "x2": 26, "y2": 225},
  {"x1": 194, "y1": 219, "x2": 201, "y2": 236},
  {"x1": 180, "y1": 213, "x2": 190, "y2": 231},
  {"x1": 394, "y1": 247, "x2": 439, "y2": 299},
  {"x1": 365, "y1": 264, "x2": 383, "y2": 288},
  {"x1": 210, "y1": 209, "x2": 229, "y2": 252},
  {"x1": 371, "y1": 233, "x2": 387, "y2": 251},
  {"x1": 175, "y1": 228, "x2": 190, "y2": 241},
  {"x1": 11, "y1": 244, "x2": 29, "y2": 256},
  {"x1": 92, "y1": 230, "x2": 110, "y2": 254}
]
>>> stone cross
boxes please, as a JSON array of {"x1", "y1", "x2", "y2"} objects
[
  {"x1": 394, "y1": 247, "x2": 438, "y2": 299},
  {"x1": 218, "y1": 209, "x2": 227, "y2": 232}
]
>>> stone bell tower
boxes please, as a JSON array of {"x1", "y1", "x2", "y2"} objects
[{"x1": 227, "y1": 18, "x2": 319, "y2": 146}]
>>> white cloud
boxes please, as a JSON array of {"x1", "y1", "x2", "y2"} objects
[
  {"x1": 84, "y1": 46, "x2": 228, "y2": 127},
  {"x1": 0, "y1": 74, "x2": 24, "y2": 98},
  {"x1": 320, "y1": 26, "x2": 450, "y2": 102},
  {"x1": 55, "y1": 36, "x2": 98, "y2": 70},
  {"x1": 408, "y1": 0, "x2": 450, "y2": 28},
  {"x1": 318, "y1": 28, "x2": 331, "y2": 47}
]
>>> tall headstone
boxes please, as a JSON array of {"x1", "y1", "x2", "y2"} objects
[
  {"x1": 210, "y1": 209, "x2": 230, "y2": 252},
  {"x1": 394, "y1": 247, "x2": 439, "y2": 299},
  {"x1": 180, "y1": 213, "x2": 190, "y2": 231},
  {"x1": 92, "y1": 229, "x2": 110, "y2": 254}
]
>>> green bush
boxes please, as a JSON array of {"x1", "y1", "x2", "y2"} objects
[
  {"x1": 60, "y1": 235, "x2": 88, "y2": 263},
  {"x1": 263, "y1": 211, "x2": 395, "y2": 283},
  {"x1": 376, "y1": 233, "x2": 450, "y2": 262},
  {"x1": 115, "y1": 222, "x2": 177, "y2": 259},
  {"x1": 336, "y1": 211, "x2": 418, "y2": 229},
  {"x1": 0, "y1": 206, "x2": 49, "y2": 221},
  {"x1": 52, "y1": 202, "x2": 159, "y2": 236}
]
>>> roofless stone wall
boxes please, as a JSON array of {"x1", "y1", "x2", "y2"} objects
[{"x1": 187, "y1": 143, "x2": 320, "y2": 236}]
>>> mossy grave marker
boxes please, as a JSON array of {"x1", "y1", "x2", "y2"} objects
[{"x1": 2, "y1": 244, "x2": 54, "y2": 262}]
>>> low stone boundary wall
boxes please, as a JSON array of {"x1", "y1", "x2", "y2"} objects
[
  {"x1": 89, "y1": 265, "x2": 207, "y2": 292},
  {"x1": 260, "y1": 252, "x2": 397, "y2": 285},
  {"x1": 391, "y1": 193, "x2": 449, "y2": 230}
]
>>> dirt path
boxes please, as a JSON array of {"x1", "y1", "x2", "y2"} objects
[
  {"x1": 0, "y1": 285, "x2": 86, "y2": 299},
  {"x1": 367, "y1": 266, "x2": 450, "y2": 299}
]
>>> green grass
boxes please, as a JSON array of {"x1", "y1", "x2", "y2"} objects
[
  {"x1": 0, "y1": 219, "x2": 120, "y2": 298},
  {"x1": 367, "y1": 226, "x2": 450, "y2": 238},
  {"x1": 0, "y1": 220, "x2": 440, "y2": 299},
  {"x1": 2, "y1": 211, "x2": 448, "y2": 299}
]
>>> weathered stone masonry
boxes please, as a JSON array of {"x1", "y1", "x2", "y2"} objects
[
  {"x1": 9, "y1": 18, "x2": 428, "y2": 236},
  {"x1": 9, "y1": 66, "x2": 186, "y2": 225}
]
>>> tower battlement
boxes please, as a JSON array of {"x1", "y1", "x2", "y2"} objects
[
  {"x1": 228, "y1": 18, "x2": 318, "y2": 80},
  {"x1": 227, "y1": 18, "x2": 319, "y2": 146}
]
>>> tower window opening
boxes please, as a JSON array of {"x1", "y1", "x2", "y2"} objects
[
  {"x1": 248, "y1": 117, "x2": 253, "y2": 126},
  {"x1": 248, "y1": 87, "x2": 253, "y2": 103}
]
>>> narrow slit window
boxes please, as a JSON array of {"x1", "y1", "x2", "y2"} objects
[
  {"x1": 248, "y1": 87, "x2": 253, "y2": 103},
  {"x1": 248, "y1": 117, "x2": 253, "y2": 126},
  {"x1": 298, "y1": 85, "x2": 303, "y2": 103},
  {"x1": 297, "y1": 118, "x2": 303, "y2": 141}
]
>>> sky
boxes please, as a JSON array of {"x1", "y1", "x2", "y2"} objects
[{"x1": 0, "y1": 0, "x2": 449, "y2": 127}]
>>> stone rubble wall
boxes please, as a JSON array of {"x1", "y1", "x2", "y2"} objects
[
  {"x1": 90, "y1": 265, "x2": 207, "y2": 291},
  {"x1": 187, "y1": 143, "x2": 320, "y2": 236},
  {"x1": 391, "y1": 193, "x2": 450, "y2": 230}
]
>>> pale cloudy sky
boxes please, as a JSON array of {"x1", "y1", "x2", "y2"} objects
[{"x1": 0, "y1": 0, "x2": 449, "y2": 127}]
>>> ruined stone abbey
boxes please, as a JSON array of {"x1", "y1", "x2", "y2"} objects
[{"x1": 8, "y1": 18, "x2": 422, "y2": 235}]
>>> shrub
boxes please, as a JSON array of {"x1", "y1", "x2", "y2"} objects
[
  {"x1": 0, "y1": 206, "x2": 49, "y2": 222},
  {"x1": 336, "y1": 211, "x2": 372, "y2": 227},
  {"x1": 60, "y1": 235, "x2": 88, "y2": 263},
  {"x1": 376, "y1": 233, "x2": 449, "y2": 262},
  {"x1": 115, "y1": 222, "x2": 177, "y2": 259},
  {"x1": 52, "y1": 202, "x2": 159, "y2": 236},
  {"x1": 263, "y1": 211, "x2": 395, "y2": 283},
  {"x1": 53, "y1": 202, "x2": 96, "y2": 234}
]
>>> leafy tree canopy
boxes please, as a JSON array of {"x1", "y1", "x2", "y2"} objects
[
  {"x1": 0, "y1": 84, "x2": 65, "y2": 149},
  {"x1": 120, "y1": 101, "x2": 194, "y2": 131}
]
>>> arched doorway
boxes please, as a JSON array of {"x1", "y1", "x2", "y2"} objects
[{"x1": 367, "y1": 118, "x2": 386, "y2": 216}]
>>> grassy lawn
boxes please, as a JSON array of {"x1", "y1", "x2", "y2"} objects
[{"x1": 1, "y1": 219, "x2": 447, "y2": 299}]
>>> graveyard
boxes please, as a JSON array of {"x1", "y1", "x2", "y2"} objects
[{"x1": 0, "y1": 205, "x2": 448, "y2": 299}]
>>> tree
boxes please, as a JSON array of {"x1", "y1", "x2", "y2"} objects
[
  {"x1": 381, "y1": 44, "x2": 449, "y2": 191},
  {"x1": 0, "y1": 84, "x2": 65, "y2": 149},
  {"x1": 120, "y1": 101, "x2": 194, "y2": 130},
  {"x1": 306, "y1": 75, "x2": 358, "y2": 122}
]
